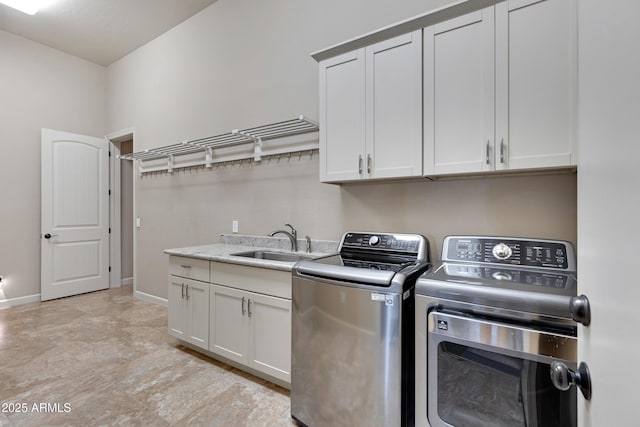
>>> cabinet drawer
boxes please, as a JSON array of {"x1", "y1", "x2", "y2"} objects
[
  {"x1": 210, "y1": 262, "x2": 291, "y2": 299},
  {"x1": 169, "y1": 256, "x2": 210, "y2": 282}
]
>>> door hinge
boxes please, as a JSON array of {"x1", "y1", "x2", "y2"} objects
[
  {"x1": 109, "y1": 266, "x2": 112, "y2": 272},
  {"x1": 108, "y1": 189, "x2": 111, "y2": 196},
  {"x1": 109, "y1": 151, "x2": 112, "y2": 157},
  {"x1": 109, "y1": 227, "x2": 111, "y2": 234}
]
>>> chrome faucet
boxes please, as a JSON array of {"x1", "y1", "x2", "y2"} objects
[{"x1": 269, "y1": 223, "x2": 298, "y2": 252}]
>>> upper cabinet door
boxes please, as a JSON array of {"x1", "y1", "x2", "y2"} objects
[
  {"x1": 495, "y1": 0, "x2": 577, "y2": 171},
  {"x1": 424, "y1": 8, "x2": 495, "y2": 175},
  {"x1": 319, "y1": 49, "x2": 366, "y2": 182},
  {"x1": 366, "y1": 31, "x2": 423, "y2": 179}
]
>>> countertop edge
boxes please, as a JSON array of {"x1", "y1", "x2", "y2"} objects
[{"x1": 164, "y1": 243, "x2": 336, "y2": 272}]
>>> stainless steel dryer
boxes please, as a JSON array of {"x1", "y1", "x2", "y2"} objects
[{"x1": 415, "y1": 236, "x2": 591, "y2": 427}]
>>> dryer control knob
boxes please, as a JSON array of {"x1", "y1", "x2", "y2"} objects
[
  {"x1": 492, "y1": 243, "x2": 512, "y2": 260},
  {"x1": 369, "y1": 235, "x2": 380, "y2": 246}
]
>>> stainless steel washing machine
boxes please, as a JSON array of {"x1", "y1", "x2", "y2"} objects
[{"x1": 291, "y1": 231, "x2": 431, "y2": 427}]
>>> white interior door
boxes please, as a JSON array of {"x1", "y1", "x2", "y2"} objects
[{"x1": 41, "y1": 129, "x2": 110, "y2": 301}]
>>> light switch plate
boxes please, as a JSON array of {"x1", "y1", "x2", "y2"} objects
[
  {"x1": 232, "y1": 220, "x2": 239, "y2": 233},
  {"x1": 136, "y1": 217, "x2": 141, "y2": 228}
]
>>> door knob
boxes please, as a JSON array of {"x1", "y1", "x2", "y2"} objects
[
  {"x1": 550, "y1": 361, "x2": 592, "y2": 400},
  {"x1": 43, "y1": 233, "x2": 59, "y2": 239}
]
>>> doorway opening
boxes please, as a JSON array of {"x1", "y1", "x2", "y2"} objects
[{"x1": 107, "y1": 128, "x2": 136, "y2": 292}]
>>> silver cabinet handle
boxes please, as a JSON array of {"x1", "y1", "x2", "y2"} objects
[
  {"x1": 358, "y1": 155, "x2": 363, "y2": 174},
  {"x1": 485, "y1": 140, "x2": 491, "y2": 165},
  {"x1": 367, "y1": 154, "x2": 372, "y2": 174},
  {"x1": 247, "y1": 299, "x2": 252, "y2": 317},
  {"x1": 500, "y1": 138, "x2": 505, "y2": 164},
  {"x1": 181, "y1": 283, "x2": 185, "y2": 299},
  {"x1": 241, "y1": 296, "x2": 246, "y2": 315},
  {"x1": 185, "y1": 285, "x2": 190, "y2": 300}
]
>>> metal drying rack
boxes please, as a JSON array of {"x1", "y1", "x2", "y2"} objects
[{"x1": 118, "y1": 115, "x2": 319, "y2": 176}]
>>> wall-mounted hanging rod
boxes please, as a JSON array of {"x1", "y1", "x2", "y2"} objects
[{"x1": 118, "y1": 115, "x2": 319, "y2": 175}]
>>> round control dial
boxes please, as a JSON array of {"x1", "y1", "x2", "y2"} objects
[
  {"x1": 492, "y1": 243, "x2": 512, "y2": 260},
  {"x1": 368, "y1": 235, "x2": 380, "y2": 246}
]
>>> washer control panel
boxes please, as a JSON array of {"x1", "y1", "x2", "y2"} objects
[
  {"x1": 444, "y1": 236, "x2": 574, "y2": 271},
  {"x1": 341, "y1": 232, "x2": 423, "y2": 254}
]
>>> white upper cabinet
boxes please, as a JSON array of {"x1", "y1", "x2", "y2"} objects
[
  {"x1": 424, "y1": 0, "x2": 577, "y2": 176},
  {"x1": 319, "y1": 31, "x2": 422, "y2": 183},
  {"x1": 424, "y1": 8, "x2": 495, "y2": 175},
  {"x1": 495, "y1": 0, "x2": 577, "y2": 171}
]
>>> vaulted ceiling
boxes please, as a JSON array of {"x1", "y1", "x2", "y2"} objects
[{"x1": 0, "y1": 0, "x2": 218, "y2": 66}]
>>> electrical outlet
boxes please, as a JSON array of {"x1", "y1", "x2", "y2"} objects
[{"x1": 232, "y1": 220, "x2": 239, "y2": 233}]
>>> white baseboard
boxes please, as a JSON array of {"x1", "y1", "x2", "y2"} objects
[
  {"x1": 0, "y1": 293, "x2": 41, "y2": 309},
  {"x1": 134, "y1": 290, "x2": 168, "y2": 307},
  {"x1": 121, "y1": 277, "x2": 133, "y2": 286}
]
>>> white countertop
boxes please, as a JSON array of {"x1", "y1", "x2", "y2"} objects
[{"x1": 164, "y1": 234, "x2": 338, "y2": 272}]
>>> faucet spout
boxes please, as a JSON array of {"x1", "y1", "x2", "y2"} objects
[{"x1": 269, "y1": 230, "x2": 298, "y2": 252}]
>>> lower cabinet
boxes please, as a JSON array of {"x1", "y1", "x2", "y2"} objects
[
  {"x1": 167, "y1": 256, "x2": 292, "y2": 386},
  {"x1": 168, "y1": 275, "x2": 210, "y2": 350},
  {"x1": 210, "y1": 284, "x2": 292, "y2": 383}
]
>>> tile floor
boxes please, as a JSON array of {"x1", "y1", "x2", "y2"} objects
[{"x1": 0, "y1": 285, "x2": 294, "y2": 426}]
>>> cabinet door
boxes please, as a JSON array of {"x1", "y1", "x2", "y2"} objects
[
  {"x1": 168, "y1": 276, "x2": 188, "y2": 340},
  {"x1": 424, "y1": 8, "x2": 495, "y2": 175},
  {"x1": 366, "y1": 30, "x2": 423, "y2": 179},
  {"x1": 319, "y1": 49, "x2": 366, "y2": 182},
  {"x1": 495, "y1": 0, "x2": 577, "y2": 171},
  {"x1": 209, "y1": 285, "x2": 248, "y2": 364},
  {"x1": 247, "y1": 293, "x2": 292, "y2": 383},
  {"x1": 185, "y1": 278, "x2": 210, "y2": 350}
]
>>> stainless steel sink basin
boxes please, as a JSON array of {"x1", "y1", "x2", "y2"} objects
[{"x1": 231, "y1": 250, "x2": 315, "y2": 262}]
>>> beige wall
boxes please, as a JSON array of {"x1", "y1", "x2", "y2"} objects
[
  {"x1": 107, "y1": 0, "x2": 578, "y2": 300},
  {"x1": 0, "y1": 30, "x2": 107, "y2": 302}
]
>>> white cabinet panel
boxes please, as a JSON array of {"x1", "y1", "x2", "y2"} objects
[
  {"x1": 495, "y1": 0, "x2": 577, "y2": 171},
  {"x1": 186, "y1": 279, "x2": 210, "y2": 349},
  {"x1": 366, "y1": 31, "x2": 423, "y2": 179},
  {"x1": 168, "y1": 276, "x2": 188, "y2": 340},
  {"x1": 210, "y1": 285, "x2": 247, "y2": 364},
  {"x1": 320, "y1": 50, "x2": 366, "y2": 182},
  {"x1": 169, "y1": 255, "x2": 209, "y2": 282},
  {"x1": 249, "y1": 293, "x2": 291, "y2": 382},
  {"x1": 168, "y1": 276, "x2": 209, "y2": 350},
  {"x1": 424, "y1": 9, "x2": 495, "y2": 175}
]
